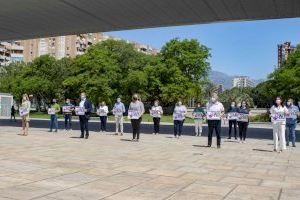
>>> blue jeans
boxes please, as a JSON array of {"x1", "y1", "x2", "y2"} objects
[
  {"x1": 286, "y1": 123, "x2": 296, "y2": 146},
  {"x1": 64, "y1": 114, "x2": 72, "y2": 130},
  {"x1": 50, "y1": 114, "x2": 58, "y2": 132}
]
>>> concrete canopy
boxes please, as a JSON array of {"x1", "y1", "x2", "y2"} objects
[{"x1": 1, "y1": 0, "x2": 300, "y2": 40}]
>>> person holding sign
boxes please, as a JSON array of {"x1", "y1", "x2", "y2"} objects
[
  {"x1": 270, "y1": 97, "x2": 289, "y2": 152},
  {"x1": 173, "y1": 100, "x2": 187, "y2": 139},
  {"x1": 98, "y1": 101, "x2": 109, "y2": 132},
  {"x1": 237, "y1": 100, "x2": 250, "y2": 143},
  {"x1": 192, "y1": 102, "x2": 205, "y2": 136},
  {"x1": 227, "y1": 102, "x2": 238, "y2": 140},
  {"x1": 78, "y1": 93, "x2": 92, "y2": 139},
  {"x1": 206, "y1": 93, "x2": 225, "y2": 148},
  {"x1": 286, "y1": 98, "x2": 299, "y2": 147},
  {"x1": 20, "y1": 94, "x2": 31, "y2": 136},
  {"x1": 128, "y1": 94, "x2": 145, "y2": 142},
  {"x1": 63, "y1": 98, "x2": 74, "y2": 131},
  {"x1": 150, "y1": 100, "x2": 163, "y2": 135},
  {"x1": 112, "y1": 97, "x2": 126, "y2": 136},
  {"x1": 48, "y1": 99, "x2": 60, "y2": 133}
]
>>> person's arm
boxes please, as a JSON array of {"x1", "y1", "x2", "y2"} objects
[
  {"x1": 122, "y1": 103, "x2": 126, "y2": 113},
  {"x1": 105, "y1": 106, "x2": 109, "y2": 114},
  {"x1": 160, "y1": 106, "x2": 163, "y2": 115},
  {"x1": 140, "y1": 102, "x2": 145, "y2": 115}
]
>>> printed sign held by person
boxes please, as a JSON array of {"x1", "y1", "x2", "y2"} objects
[
  {"x1": 271, "y1": 112, "x2": 286, "y2": 122},
  {"x1": 19, "y1": 107, "x2": 29, "y2": 116},
  {"x1": 48, "y1": 108, "x2": 56, "y2": 115},
  {"x1": 206, "y1": 111, "x2": 221, "y2": 120},
  {"x1": 75, "y1": 107, "x2": 85, "y2": 116},
  {"x1": 227, "y1": 112, "x2": 238, "y2": 120},
  {"x1": 128, "y1": 110, "x2": 139, "y2": 119},
  {"x1": 62, "y1": 106, "x2": 72, "y2": 113},
  {"x1": 237, "y1": 113, "x2": 249, "y2": 122}
]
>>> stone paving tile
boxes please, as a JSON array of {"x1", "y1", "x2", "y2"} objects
[{"x1": 0, "y1": 126, "x2": 299, "y2": 199}]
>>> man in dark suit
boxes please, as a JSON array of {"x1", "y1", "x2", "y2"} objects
[{"x1": 79, "y1": 92, "x2": 92, "y2": 139}]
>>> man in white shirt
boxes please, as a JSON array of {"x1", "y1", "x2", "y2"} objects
[{"x1": 206, "y1": 93, "x2": 225, "y2": 148}]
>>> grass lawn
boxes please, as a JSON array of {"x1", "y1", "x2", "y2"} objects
[{"x1": 28, "y1": 112, "x2": 195, "y2": 124}]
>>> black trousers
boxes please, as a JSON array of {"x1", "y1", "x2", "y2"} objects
[
  {"x1": 79, "y1": 116, "x2": 89, "y2": 137},
  {"x1": 64, "y1": 114, "x2": 72, "y2": 130},
  {"x1": 153, "y1": 117, "x2": 161, "y2": 133},
  {"x1": 131, "y1": 117, "x2": 142, "y2": 139},
  {"x1": 174, "y1": 120, "x2": 184, "y2": 136},
  {"x1": 100, "y1": 116, "x2": 107, "y2": 131},
  {"x1": 238, "y1": 122, "x2": 248, "y2": 141},
  {"x1": 208, "y1": 120, "x2": 221, "y2": 146},
  {"x1": 228, "y1": 120, "x2": 237, "y2": 138}
]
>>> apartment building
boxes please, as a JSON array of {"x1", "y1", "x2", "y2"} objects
[
  {"x1": 0, "y1": 41, "x2": 24, "y2": 67},
  {"x1": 20, "y1": 33, "x2": 158, "y2": 62},
  {"x1": 278, "y1": 42, "x2": 296, "y2": 67},
  {"x1": 232, "y1": 76, "x2": 254, "y2": 88}
]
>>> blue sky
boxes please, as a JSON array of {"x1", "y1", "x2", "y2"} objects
[{"x1": 107, "y1": 18, "x2": 300, "y2": 79}]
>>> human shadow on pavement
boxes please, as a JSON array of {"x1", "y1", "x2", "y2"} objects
[
  {"x1": 193, "y1": 145, "x2": 210, "y2": 148},
  {"x1": 252, "y1": 148, "x2": 274, "y2": 153},
  {"x1": 120, "y1": 138, "x2": 133, "y2": 142}
]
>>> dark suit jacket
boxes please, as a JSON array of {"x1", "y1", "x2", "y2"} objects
[{"x1": 83, "y1": 99, "x2": 92, "y2": 120}]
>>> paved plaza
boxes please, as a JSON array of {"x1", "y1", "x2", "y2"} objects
[{"x1": 0, "y1": 126, "x2": 299, "y2": 200}]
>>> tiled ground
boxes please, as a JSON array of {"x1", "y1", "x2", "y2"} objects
[{"x1": 0, "y1": 126, "x2": 299, "y2": 200}]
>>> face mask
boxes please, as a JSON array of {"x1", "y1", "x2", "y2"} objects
[
  {"x1": 242, "y1": 104, "x2": 246, "y2": 107},
  {"x1": 211, "y1": 97, "x2": 216, "y2": 102},
  {"x1": 81, "y1": 96, "x2": 85, "y2": 100},
  {"x1": 287, "y1": 102, "x2": 291, "y2": 106},
  {"x1": 197, "y1": 104, "x2": 201, "y2": 107},
  {"x1": 117, "y1": 99, "x2": 121, "y2": 103},
  {"x1": 178, "y1": 102, "x2": 182, "y2": 106},
  {"x1": 154, "y1": 102, "x2": 158, "y2": 106},
  {"x1": 231, "y1": 104, "x2": 235, "y2": 107},
  {"x1": 276, "y1": 100, "x2": 281, "y2": 105}
]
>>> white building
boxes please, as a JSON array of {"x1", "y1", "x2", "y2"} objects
[
  {"x1": 0, "y1": 41, "x2": 24, "y2": 66},
  {"x1": 233, "y1": 76, "x2": 254, "y2": 88},
  {"x1": 0, "y1": 93, "x2": 13, "y2": 117}
]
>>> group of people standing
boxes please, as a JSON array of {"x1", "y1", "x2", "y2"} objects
[{"x1": 17, "y1": 92, "x2": 298, "y2": 151}]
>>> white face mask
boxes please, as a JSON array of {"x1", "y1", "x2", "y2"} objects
[
  {"x1": 81, "y1": 95, "x2": 86, "y2": 100},
  {"x1": 178, "y1": 102, "x2": 182, "y2": 106},
  {"x1": 211, "y1": 97, "x2": 216, "y2": 102},
  {"x1": 117, "y1": 99, "x2": 121, "y2": 103},
  {"x1": 154, "y1": 102, "x2": 158, "y2": 106},
  {"x1": 287, "y1": 102, "x2": 291, "y2": 106},
  {"x1": 231, "y1": 104, "x2": 235, "y2": 107},
  {"x1": 276, "y1": 100, "x2": 281, "y2": 105}
]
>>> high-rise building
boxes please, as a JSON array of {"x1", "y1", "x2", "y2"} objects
[
  {"x1": 278, "y1": 42, "x2": 296, "y2": 67},
  {"x1": 233, "y1": 76, "x2": 254, "y2": 88},
  {"x1": 20, "y1": 33, "x2": 158, "y2": 62},
  {"x1": 0, "y1": 41, "x2": 24, "y2": 67}
]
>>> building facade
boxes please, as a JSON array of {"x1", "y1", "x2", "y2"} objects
[
  {"x1": 232, "y1": 76, "x2": 254, "y2": 88},
  {"x1": 0, "y1": 41, "x2": 24, "y2": 67},
  {"x1": 278, "y1": 42, "x2": 296, "y2": 67},
  {"x1": 20, "y1": 33, "x2": 158, "y2": 62}
]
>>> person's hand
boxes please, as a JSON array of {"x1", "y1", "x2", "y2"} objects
[{"x1": 84, "y1": 109, "x2": 87, "y2": 112}]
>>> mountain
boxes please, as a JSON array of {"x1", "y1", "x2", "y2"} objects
[
  {"x1": 208, "y1": 70, "x2": 265, "y2": 89},
  {"x1": 208, "y1": 70, "x2": 234, "y2": 89}
]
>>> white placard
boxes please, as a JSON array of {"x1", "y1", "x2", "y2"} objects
[
  {"x1": 19, "y1": 107, "x2": 29, "y2": 117},
  {"x1": 193, "y1": 112, "x2": 203, "y2": 119},
  {"x1": 48, "y1": 108, "x2": 56, "y2": 115},
  {"x1": 206, "y1": 111, "x2": 221, "y2": 120},
  {"x1": 150, "y1": 109, "x2": 161, "y2": 118},
  {"x1": 173, "y1": 112, "x2": 184, "y2": 120},
  {"x1": 63, "y1": 106, "x2": 72, "y2": 113},
  {"x1": 113, "y1": 108, "x2": 123, "y2": 116},
  {"x1": 97, "y1": 108, "x2": 107, "y2": 116},
  {"x1": 286, "y1": 109, "x2": 298, "y2": 119},
  {"x1": 75, "y1": 107, "x2": 85, "y2": 116},
  {"x1": 271, "y1": 112, "x2": 286, "y2": 122},
  {"x1": 227, "y1": 112, "x2": 238, "y2": 120},
  {"x1": 128, "y1": 110, "x2": 140, "y2": 119},
  {"x1": 237, "y1": 113, "x2": 249, "y2": 122}
]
